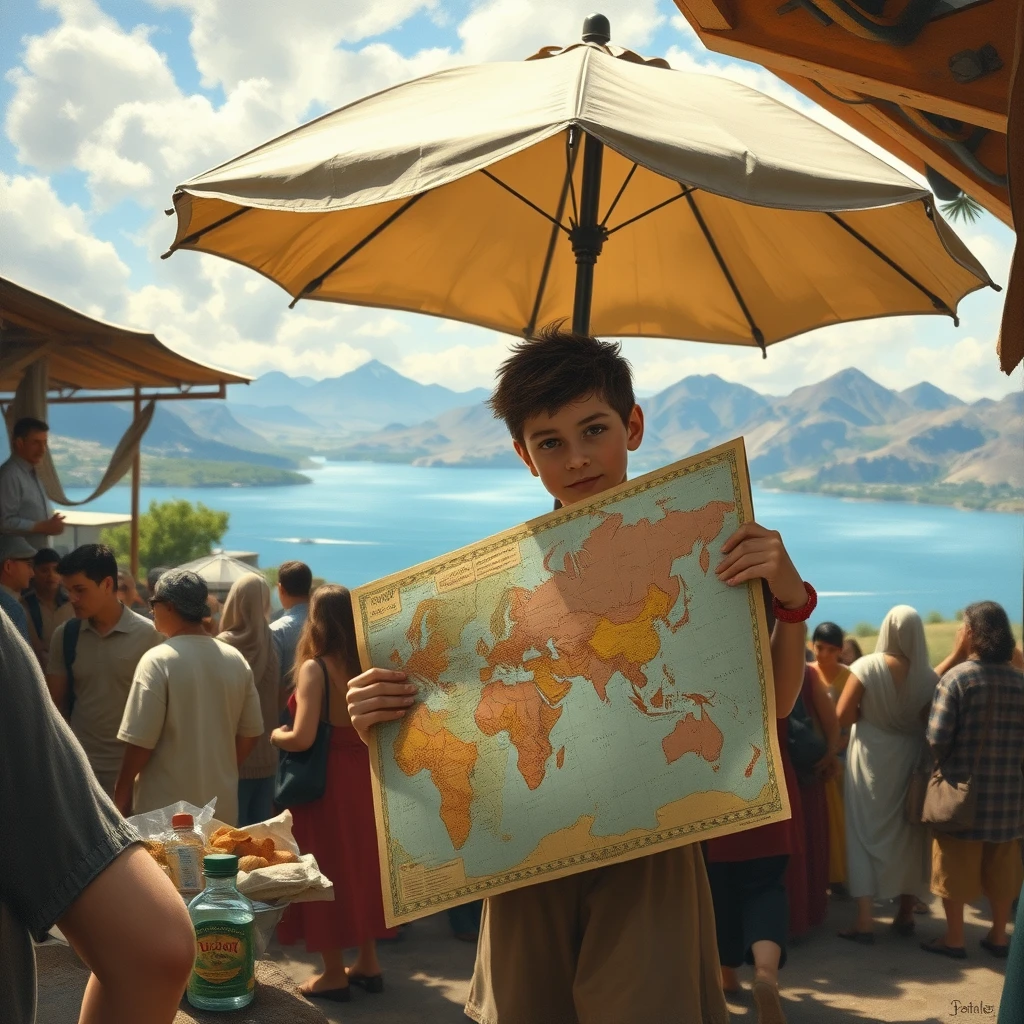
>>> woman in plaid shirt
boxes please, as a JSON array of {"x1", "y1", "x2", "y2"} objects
[{"x1": 921, "y1": 601, "x2": 1024, "y2": 961}]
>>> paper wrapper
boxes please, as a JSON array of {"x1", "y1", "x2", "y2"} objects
[
  {"x1": 207, "y1": 809, "x2": 334, "y2": 905},
  {"x1": 128, "y1": 801, "x2": 333, "y2": 905}
]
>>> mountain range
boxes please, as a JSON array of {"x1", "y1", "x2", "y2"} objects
[{"x1": 46, "y1": 361, "x2": 1023, "y2": 506}]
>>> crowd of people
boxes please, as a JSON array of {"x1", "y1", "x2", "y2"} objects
[{"x1": 2, "y1": 326, "x2": 1023, "y2": 1024}]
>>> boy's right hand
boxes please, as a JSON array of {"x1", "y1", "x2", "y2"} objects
[{"x1": 346, "y1": 667, "x2": 416, "y2": 746}]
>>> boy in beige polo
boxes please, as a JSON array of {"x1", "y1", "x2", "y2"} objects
[
  {"x1": 47, "y1": 544, "x2": 161, "y2": 796},
  {"x1": 347, "y1": 328, "x2": 812, "y2": 1024}
]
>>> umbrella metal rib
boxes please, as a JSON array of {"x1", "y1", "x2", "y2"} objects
[
  {"x1": 480, "y1": 170, "x2": 569, "y2": 233},
  {"x1": 288, "y1": 192, "x2": 427, "y2": 308},
  {"x1": 161, "y1": 206, "x2": 252, "y2": 258},
  {"x1": 684, "y1": 190, "x2": 767, "y2": 358},
  {"x1": 824, "y1": 207, "x2": 959, "y2": 323},
  {"x1": 524, "y1": 140, "x2": 579, "y2": 339}
]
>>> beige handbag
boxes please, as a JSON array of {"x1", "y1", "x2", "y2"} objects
[{"x1": 919, "y1": 686, "x2": 994, "y2": 833}]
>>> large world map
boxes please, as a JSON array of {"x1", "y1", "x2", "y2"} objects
[{"x1": 354, "y1": 439, "x2": 788, "y2": 925}]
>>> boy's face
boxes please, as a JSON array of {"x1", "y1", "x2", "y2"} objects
[{"x1": 514, "y1": 394, "x2": 644, "y2": 507}]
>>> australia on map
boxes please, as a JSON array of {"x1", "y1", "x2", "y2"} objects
[{"x1": 353, "y1": 438, "x2": 789, "y2": 925}]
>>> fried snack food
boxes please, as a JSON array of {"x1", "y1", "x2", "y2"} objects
[
  {"x1": 142, "y1": 839, "x2": 169, "y2": 867},
  {"x1": 236, "y1": 837, "x2": 275, "y2": 861},
  {"x1": 238, "y1": 855, "x2": 270, "y2": 872},
  {"x1": 268, "y1": 849, "x2": 298, "y2": 866}
]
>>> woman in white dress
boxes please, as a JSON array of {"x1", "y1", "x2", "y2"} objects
[{"x1": 837, "y1": 606, "x2": 936, "y2": 942}]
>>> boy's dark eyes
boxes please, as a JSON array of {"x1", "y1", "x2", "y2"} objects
[
  {"x1": 538, "y1": 438, "x2": 560, "y2": 450},
  {"x1": 584, "y1": 424, "x2": 607, "y2": 436}
]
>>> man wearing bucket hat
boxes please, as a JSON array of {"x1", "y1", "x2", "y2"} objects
[
  {"x1": 0, "y1": 535, "x2": 37, "y2": 644},
  {"x1": 115, "y1": 569, "x2": 264, "y2": 825}
]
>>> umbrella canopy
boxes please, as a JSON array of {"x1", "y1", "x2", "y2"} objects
[
  {"x1": 167, "y1": 21, "x2": 995, "y2": 354},
  {"x1": 174, "y1": 552, "x2": 259, "y2": 592}
]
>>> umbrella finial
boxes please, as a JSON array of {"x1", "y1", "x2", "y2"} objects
[{"x1": 582, "y1": 14, "x2": 610, "y2": 45}]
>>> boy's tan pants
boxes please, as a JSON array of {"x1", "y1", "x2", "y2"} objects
[{"x1": 465, "y1": 844, "x2": 729, "y2": 1024}]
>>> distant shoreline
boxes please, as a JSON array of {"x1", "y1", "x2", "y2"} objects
[{"x1": 763, "y1": 479, "x2": 1024, "y2": 514}]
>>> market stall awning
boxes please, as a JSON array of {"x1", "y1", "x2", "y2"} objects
[{"x1": 0, "y1": 275, "x2": 250, "y2": 399}]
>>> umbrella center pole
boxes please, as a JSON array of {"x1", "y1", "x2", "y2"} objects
[{"x1": 570, "y1": 132, "x2": 608, "y2": 337}]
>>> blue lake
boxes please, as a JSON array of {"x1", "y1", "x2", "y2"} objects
[{"x1": 62, "y1": 460, "x2": 1024, "y2": 629}]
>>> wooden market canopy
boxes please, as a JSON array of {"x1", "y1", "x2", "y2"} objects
[
  {"x1": 0, "y1": 275, "x2": 252, "y2": 574},
  {"x1": 0, "y1": 275, "x2": 250, "y2": 401}
]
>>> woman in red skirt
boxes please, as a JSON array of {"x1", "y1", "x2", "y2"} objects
[{"x1": 272, "y1": 585, "x2": 395, "y2": 1002}]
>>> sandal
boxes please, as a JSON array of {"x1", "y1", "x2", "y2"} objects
[
  {"x1": 891, "y1": 917, "x2": 916, "y2": 937},
  {"x1": 837, "y1": 929, "x2": 875, "y2": 945},
  {"x1": 751, "y1": 980, "x2": 787, "y2": 1024},
  {"x1": 347, "y1": 970, "x2": 385, "y2": 994},
  {"x1": 920, "y1": 937, "x2": 966, "y2": 959},
  {"x1": 980, "y1": 938, "x2": 1010, "y2": 959},
  {"x1": 302, "y1": 985, "x2": 351, "y2": 1002}
]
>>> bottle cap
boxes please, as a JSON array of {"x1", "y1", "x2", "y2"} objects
[
  {"x1": 171, "y1": 813, "x2": 195, "y2": 829},
  {"x1": 203, "y1": 853, "x2": 239, "y2": 877}
]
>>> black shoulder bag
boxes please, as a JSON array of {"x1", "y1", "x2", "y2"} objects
[{"x1": 273, "y1": 657, "x2": 333, "y2": 808}]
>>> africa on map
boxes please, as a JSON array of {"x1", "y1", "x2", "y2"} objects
[{"x1": 353, "y1": 438, "x2": 789, "y2": 925}]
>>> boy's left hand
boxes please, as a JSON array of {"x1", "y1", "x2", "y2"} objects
[{"x1": 716, "y1": 522, "x2": 805, "y2": 608}]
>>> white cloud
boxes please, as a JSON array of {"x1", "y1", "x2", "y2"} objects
[{"x1": 0, "y1": 173, "x2": 130, "y2": 314}]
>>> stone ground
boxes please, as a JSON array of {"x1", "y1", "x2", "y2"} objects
[{"x1": 267, "y1": 893, "x2": 1011, "y2": 1024}]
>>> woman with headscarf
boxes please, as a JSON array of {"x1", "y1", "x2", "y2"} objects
[
  {"x1": 811, "y1": 622, "x2": 851, "y2": 893},
  {"x1": 837, "y1": 606, "x2": 936, "y2": 941},
  {"x1": 218, "y1": 572, "x2": 280, "y2": 826}
]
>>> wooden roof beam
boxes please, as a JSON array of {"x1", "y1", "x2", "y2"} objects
[{"x1": 673, "y1": 0, "x2": 1010, "y2": 129}]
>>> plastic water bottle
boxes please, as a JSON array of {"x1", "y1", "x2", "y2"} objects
[{"x1": 187, "y1": 854, "x2": 256, "y2": 1011}]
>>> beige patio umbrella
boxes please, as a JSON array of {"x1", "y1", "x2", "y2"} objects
[{"x1": 165, "y1": 15, "x2": 996, "y2": 354}]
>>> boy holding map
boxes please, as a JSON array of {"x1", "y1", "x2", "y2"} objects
[{"x1": 348, "y1": 326, "x2": 815, "y2": 1024}]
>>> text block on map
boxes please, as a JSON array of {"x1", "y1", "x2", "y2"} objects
[{"x1": 353, "y1": 438, "x2": 789, "y2": 925}]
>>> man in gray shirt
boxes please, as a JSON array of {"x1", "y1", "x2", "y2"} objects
[
  {"x1": 0, "y1": 418, "x2": 65, "y2": 551},
  {"x1": 270, "y1": 560, "x2": 312, "y2": 691}
]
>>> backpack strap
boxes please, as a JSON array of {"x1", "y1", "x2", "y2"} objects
[
  {"x1": 314, "y1": 657, "x2": 330, "y2": 722},
  {"x1": 23, "y1": 592, "x2": 43, "y2": 640},
  {"x1": 63, "y1": 617, "x2": 82, "y2": 714}
]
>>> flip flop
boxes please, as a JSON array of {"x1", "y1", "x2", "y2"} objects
[
  {"x1": 347, "y1": 971, "x2": 385, "y2": 994},
  {"x1": 837, "y1": 929, "x2": 875, "y2": 945},
  {"x1": 920, "y1": 937, "x2": 967, "y2": 959},
  {"x1": 302, "y1": 985, "x2": 351, "y2": 1002},
  {"x1": 980, "y1": 938, "x2": 1010, "y2": 959}
]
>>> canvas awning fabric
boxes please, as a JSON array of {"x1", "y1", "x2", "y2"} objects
[
  {"x1": 0, "y1": 275, "x2": 249, "y2": 394},
  {"x1": 168, "y1": 43, "x2": 995, "y2": 350},
  {"x1": 1, "y1": 276, "x2": 251, "y2": 506}
]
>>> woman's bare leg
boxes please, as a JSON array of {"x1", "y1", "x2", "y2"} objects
[
  {"x1": 59, "y1": 847, "x2": 195, "y2": 1024},
  {"x1": 299, "y1": 948, "x2": 348, "y2": 993},
  {"x1": 348, "y1": 939, "x2": 381, "y2": 976}
]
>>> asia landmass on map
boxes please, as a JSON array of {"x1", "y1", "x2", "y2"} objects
[{"x1": 353, "y1": 438, "x2": 789, "y2": 925}]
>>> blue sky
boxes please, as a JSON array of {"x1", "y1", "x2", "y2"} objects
[{"x1": 1, "y1": 0, "x2": 1018, "y2": 400}]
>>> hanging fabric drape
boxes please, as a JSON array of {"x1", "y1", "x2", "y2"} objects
[{"x1": 4, "y1": 358, "x2": 155, "y2": 506}]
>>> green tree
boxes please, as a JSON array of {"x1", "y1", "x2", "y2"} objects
[
  {"x1": 925, "y1": 610, "x2": 944, "y2": 625},
  {"x1": 102, "y1": 499, "x2": 229, "y2": 575},
  {"x1": 853, "y1": 622, "x2": 876, "y2": 638},
  {"x1": 939, "y1": 193, "x2": 985, "y2": 224}
]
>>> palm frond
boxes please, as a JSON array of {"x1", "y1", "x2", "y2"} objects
[{"x1": 939, "y1": 193, "x2": 985, "y2": 224}]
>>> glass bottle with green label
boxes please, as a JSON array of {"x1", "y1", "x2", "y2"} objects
[{"x1": 187, "y1": 854, "x2": 256, "y2": 1011}]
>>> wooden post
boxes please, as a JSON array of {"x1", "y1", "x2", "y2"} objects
[{"x1": 130, "y1": 387, "x2": 141, "y2": 579}]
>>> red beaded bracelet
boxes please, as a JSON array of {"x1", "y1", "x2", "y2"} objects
[{"x1": 771, "y1": 582, "x2": 817, "y2": 624}]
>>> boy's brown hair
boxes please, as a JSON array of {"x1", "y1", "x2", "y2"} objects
[{"x1": 488, "y1": 323, "x2": 635, "y2": 442}]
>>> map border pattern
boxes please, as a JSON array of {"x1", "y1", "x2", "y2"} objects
[{"x1": 354, "y1": 438, "x2": 787, "y2": 924}]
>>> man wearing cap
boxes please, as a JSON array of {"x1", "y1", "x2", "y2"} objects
[
  {"x1": 0, "y1": 417, "x2": 65, "y2": 550},
  {"x1": 114, "y1": 570, "x2": 264, "y2": 825},
  {"x1": 0, "y1": 536, "x2": 36, "y2": 644},
  {"x1": 47, "y1": 545, "x2": 162, "y2": 795}
]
